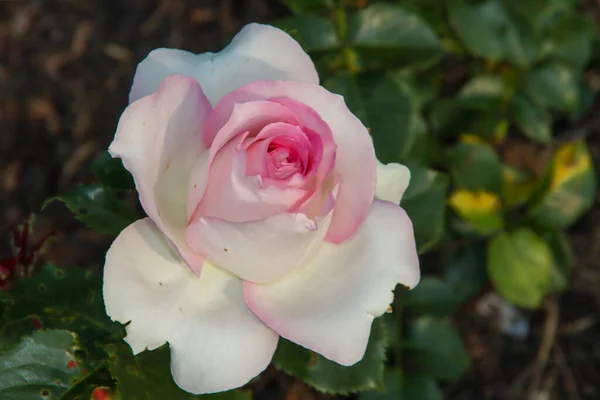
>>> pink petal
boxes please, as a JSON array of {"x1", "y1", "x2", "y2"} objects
[
  {"x1": 194, "y1": 135, "x2": 308, "y2": 223},
  {"x1": 109, "y1": 75, "x2": 211, "y2": 274},
  {"x1": 243, "y1": 201, "x2": 419, "y2": 365},
  {"x1": 203, "y1": 81, "x2": 375, "y2": 244},
  {"x1": 103, "y1": 218, "x2": 278, "y2": 394},
  {"x1": 130, "y1": 24, "x2": 319, "y2": 105}
]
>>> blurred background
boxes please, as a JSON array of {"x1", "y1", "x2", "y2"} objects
[{"x1": 1, "y1": 0, "x2": 600, "y2": 399}]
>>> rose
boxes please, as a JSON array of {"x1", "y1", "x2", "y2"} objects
[{"x1": 103, "y1": 23, "x2": 420, "y2": 394}]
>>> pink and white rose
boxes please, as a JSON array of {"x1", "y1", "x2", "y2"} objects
[{"x1": 103, "y1": 23, "x2": 419, "y2": 394}]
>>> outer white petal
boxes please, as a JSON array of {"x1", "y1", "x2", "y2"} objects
[
  {"x1": 103, "y1": 218, "x2": 278, "y2": 394},
  {"x1": 130, "y1": 23, "x2": 319, "y2": 104},
  {"x1": 109, "y1": 75, "x2": 211, "y2": 274},
  {"x1": 375, "y1": 160, "x2": 411, "y2": 204},
  {"x1": 243, "y1": 201, "x2": 420, "y2": 366}
]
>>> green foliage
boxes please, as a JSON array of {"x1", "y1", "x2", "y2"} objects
[
  {"x1": 273, "y1": 318, "x2": 387, "y2": 394},
  {"x1": 403, "y1": 317, "x2": 470, "y2": 382},
  {"x1": 275, "y1": 15, "x2": 339, "y2": 53},
  {"x1": 106, "y1": 342, "x2": 250, "y2": 400},
  {"x1": 348, "y1": 4, "x2": 443, "y2": 69},
  {"x1": 1, "y1": 264, "x2": 119, "y2": 335},
  {"x1": 4, "y1": 0, "x2": 595, "y2": 397},
  {"x1": 46, "y1": 184, "x2": 138, "y2": 235},
  {"x1": 401, "y1": 165, "x2": 449, "y2": 253},
  {"x1": 487, "y1": 228, "x2": 554, "y2": 308},
  {"x1": 404, "y1": 277, "x2": 460, "y2": 317},
  {"x1": 444, "y1": 245, "x2": 487, "y2": 303},
  {"x1": 91, "y1": 151, "x2": 135, "y2": 191},
  {"x1": 529, "y1": 141, "x2": 597, "y2": 228},
  {"x1": 446, "y1": 140, "x2": 503, "y2": 194},
  {"x1": 358, "y1": 370, "x2": 443, "y2": 400},
  {"x1": 0, "y1": 330, "x2": 90, "y2": 400}
]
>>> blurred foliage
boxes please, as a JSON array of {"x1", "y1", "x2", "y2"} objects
[
  {"x1": 273, "y1": 0, "x2": 598, "y2": 396},
  {"x1": 0, "y1": 0, "x2": 597, "y2": 397}
]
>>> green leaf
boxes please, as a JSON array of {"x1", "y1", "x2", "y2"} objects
[
  {"x1": 363, "y1": 75, "x2": 418, "y2": 164},
  {"x1": 487, "y1": 228, "x2": 553, "y2": 308},
  {"x1": 403, "y1": 317, "x2": 469, "y2": 382},
  {"x1": 446, "y1": 140, "x2": 504, "y2": 194},
  {"x1": 358, "y1": 370, "x2": 443, "y2": 400},
  {"x1": 444, "y1": 245, "x2": 487, "y2": 303},
  {"x1": 348, "y1": 3, "x2": 442, "y2": 69},
  {"x1": 273, "y1": 15, "x2": 339, "y2": 53},
  {"x1": 324, "y1": 73, "x2": 419, "y2": 164},
  {"x1": 401, "y1": 166, "x2": 449, "y2": 253},
  {"x1": 448, "y1": 0, "x2": 541, "y2": 67},
  {"x1": 91, "y1": 151, "x2": 135, "y2": 191},
  {"x1": 405, "y1": 277, "x2": 460, "y2": 317},
  {"x1": 540, "y1": 229, "x2": 572, "y2": 293},
  {"x1": 0, "y1": 330, "x2": 88, "y2": 400},
  {"x1": 47, "y1": 184, "x2": 138, "y2": 235},
  {"x1": 283, "y1": 0, "x2": 333, "y2": 13},
  {"x1": 106, "y1": 341, "x2": 250, "y2": 400},
  {"x1": 510, "y1": 93, "x2": 552, "y2": 143},
  {"x1": 522, "y1": 62, "x2": 579, "y2": 111},
  {"x1": 459, "y1": 74, "x2": 507, "y2": 109},
  {"x1": 273, "y1": 317, "x2": 387, "y2": 394},
  {"x1": 547, "y1": 12, "x2": 596, "y2": 70},
  {"x1": 529, "y1": 140, "x2": 597, "y2": 228},
  {"x1": 1, "y1": 264, "x2": 119, "y2": 335}
]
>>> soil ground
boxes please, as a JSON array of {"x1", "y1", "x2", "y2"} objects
[{"x1": 1, "y1": 1, "x2": 599, "y2": 399}]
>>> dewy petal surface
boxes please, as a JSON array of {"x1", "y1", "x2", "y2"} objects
[
  {"x1": 243, "y1": 201, "x2": 419, "y2": 366},
  {"x1": 375, "y1": 160, "x2": 411, "y2": 204},
  {"x1": 109, "y1": 75, "x2": 211, "y2": 274},
  {"x1": 130, "y1": 23, "x2": 319, "y2": 105},
  {"x1": 103, "y1": 218, "x2": 278, "y2": 394}
]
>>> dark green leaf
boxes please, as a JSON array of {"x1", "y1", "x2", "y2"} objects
[
  {"x1": 1, "y1": 264, "x2": 120, "y2": 335},
  {"x1": 402, "y1": 166, "x2": 449, "y2": 253},
  {"x1": 106, "y1": 341, "x2": 250, "y2": 400},
  {"x1": 324, "y1": 73, "x2": 419, "y2": 164},
  {"x1": 487, "y1": 228, "x2": 553, "y2": 308},
  {"x1": 510, "y1": 93, "x2": 552, "y2": 143},
  {"x1": 548, "y1": 12, "x2": 596, "y2": 70},
  {"x1": 405, "y1": 277, "x2": 460, "y2": 317},
  {"x1": 47, "y1": 184, "x2": 138, "y2": 235},
  {"x1": 522, "y1": 62, "x2": 579, "y2": 111},
  {"x1": 273, "y1": 15, "x2": 339, "y2": 53},
  {"x1": 403, "y1": 317, "x2": 469, "y2": 381},
  {"x1": 444, "y1": 245, "x2": 487, "y2": 303},
  {"x1": 358, "y1": 370, "x2": 443, "y2": 400},
  {"x1": 446, "y1": 141, "x2": 504, "y2": 194},
  {"x1": 0, "y1": 330, "x2": 88, "y2": 400},
  {"x1": 91, "y1": 151, "x2": 135, "y2": 191},
  {"x1": 540, "y1": 229, "x2": 572, "y2": 292},
  {"x1": 273, "y1": 318, "x2": 387, "y2": 394},
  {"x1": 449, "y1": 0, "x2": 541, "y2": 67},
  {"x1": 283, "y1": 0, "x2": 333, "y2": 13},
  {"x1": 348, "y1": 3, "x2": 442, "y2": 69},
  {"x1": 459, "y1": 74, "x2": 507, "y2": 109},
  {"x1": 528, "y1": 141, "x2": 597, "y2": 228}
]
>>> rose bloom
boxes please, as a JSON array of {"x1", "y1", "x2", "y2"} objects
[{"x1": 103, "y1": 24, "x2": 420, "y2": 394}]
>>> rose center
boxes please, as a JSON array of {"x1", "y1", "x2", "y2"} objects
[{"x1": 268, "y1": 145, "x2": 301, "y2": 179}]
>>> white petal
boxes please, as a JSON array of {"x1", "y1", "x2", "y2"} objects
[
  {"x1": 376, "y1": 160, "x2": 411, "y2": 204},
  {"x1": 130, "y1": 23, "x2": 319, "y2": 105},
  {"x1": 104, "y1": 218, "x2": 278, "y2": 394},
  {"x1": 243, "y1": 201, "x2": 419, "y2": 366},
  {"x1": 186, "y1": 212, "x2": 331, "y2": 284},
  {"x1": 109, "y1": 75, "x2": 211, "y2": 274}
]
